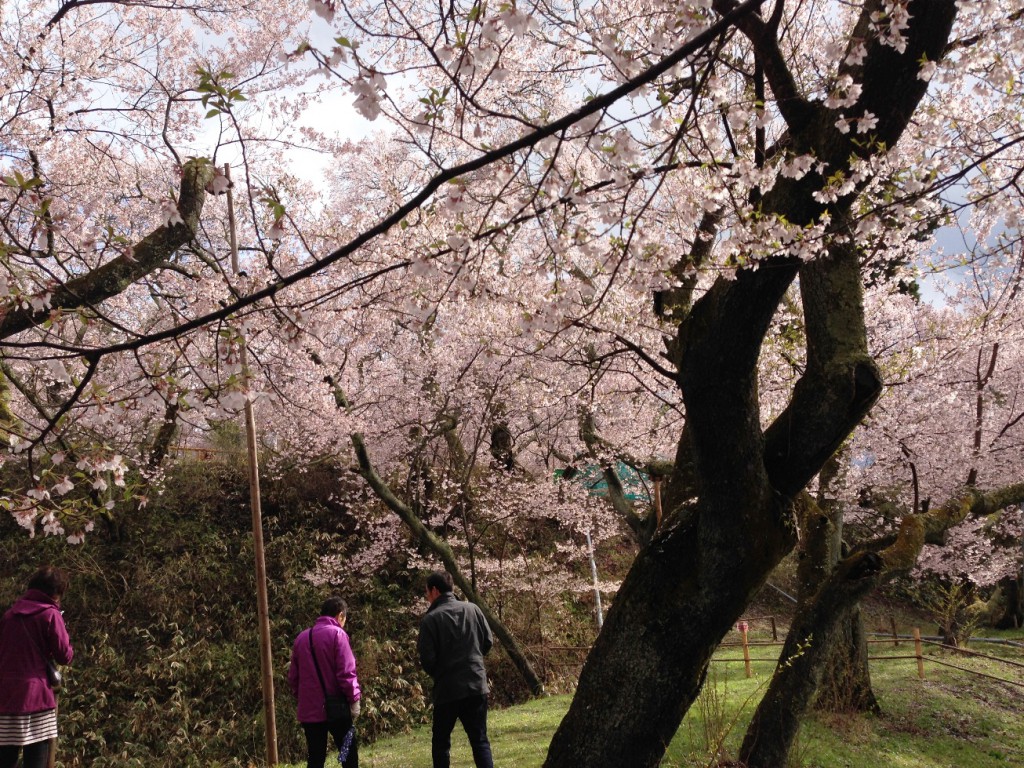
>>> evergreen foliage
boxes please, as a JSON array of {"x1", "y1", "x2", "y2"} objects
[{"x1": 0, "y1": 458, "x2": 432, "y2": 767}]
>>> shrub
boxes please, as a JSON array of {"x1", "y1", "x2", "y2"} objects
[{"x1": 0, "y1": 458, "x2": 432, "y2": 766}]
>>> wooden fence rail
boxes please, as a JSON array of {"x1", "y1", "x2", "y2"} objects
[
  {"x1": 714, "y1": 622, "x2": 1024, "y2": 691},
  {"x1": 528, "y1": 617, "x2": 1024, "y2": 692}
]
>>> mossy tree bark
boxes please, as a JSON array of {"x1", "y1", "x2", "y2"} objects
[
  {"x1": 815, "y1": 607, "x2": 876, "y2": 713},
  {"x1": 985, "y1": 577, "x2": 1024, "y2": 630},
  {"x1": 543, "y1": 3, "x2": 957, "y2": 767},
  {"x1": 740, "y1": 482, "x2": 1024, "y2": 768},
  {"x1": 795, "y1": 455, "x2": 879, "y2": 715}
]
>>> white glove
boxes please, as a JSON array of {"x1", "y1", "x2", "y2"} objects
[{"x1": 350, "y1": 699, "x2": 361, "y2": 720}]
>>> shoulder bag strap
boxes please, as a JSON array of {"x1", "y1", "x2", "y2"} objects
[{"x1": 308, "y1": 626, "x2": 330, "y2": 700}]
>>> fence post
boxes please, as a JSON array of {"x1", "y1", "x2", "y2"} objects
[
  {"x1": 46, "y1": 704, "x2": 56, "y2": 768},
  {"x1": 913, "y1": 627, "x2": 925, "y2": 680},
  {"x1": 890, "y1": 616, "x2": 899, "y2": 647},
  {"x1": 739, "y1": 621, "x2": 752, "y2": 678},
  {"x1": 770, "y1": 616, "x2": 777, "y2": 641}
]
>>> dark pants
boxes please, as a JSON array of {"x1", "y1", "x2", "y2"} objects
[
  {"x1": 431, "y1": 693, "x2": 493, "y2": 768},
  {"x1": 0, "y1": 740, "x2": 50, "y2": 768},
  {"x1": 302, "y1": 715, "x2": 358, "y2": 768}
]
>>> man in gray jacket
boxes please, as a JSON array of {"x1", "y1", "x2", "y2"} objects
[{"x1": 417, "y1": 571, "x2": 494, "y2": 768}]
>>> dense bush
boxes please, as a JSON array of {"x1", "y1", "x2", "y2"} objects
[
  {"x1": 1, "y1": 449, "x2": 611, "y2": 765},
  {"x1": 0, "y1": 457, "x2": 432, "y2": 767}
]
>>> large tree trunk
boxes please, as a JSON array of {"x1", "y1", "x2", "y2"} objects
[
  {"x1": 795, "y1": 456, "x2": 879, "y2": 715},
  {"x1": 544, "y1": 3, "x2": 956, "y2": 767},
  {"x1": 546, "y1": 242, "x2": 877, "y2": 766},
  {"x1": 546, "y1": 496, "x2": 790, "y2": 768},
  {"x1": 740, "y1": 551, "x2": 889, "y2": 768},
  {"x1": 814, "y1": 607, "x2": 879, "y2": 714}
]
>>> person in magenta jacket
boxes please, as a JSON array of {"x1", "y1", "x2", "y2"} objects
[
  {"x1": 289, "y1": 596, "x2": 362, "y2": 768},
  {"x1": 0, "y1": 566, "x2": 74, "y2": 768}
]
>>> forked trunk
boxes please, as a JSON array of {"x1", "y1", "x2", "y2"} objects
[{"x1": 545, "y1": 490, "x2": 794, "y2": 767}]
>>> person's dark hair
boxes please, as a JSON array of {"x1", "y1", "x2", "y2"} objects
[
  {"x1": 320, "y1": 596, "x2": 348, "y2": 617},
  {"x1": 27, "y1": 566, "x2": 69, "y2": 599},
  {"x1": 426, "y1": 571, "x2": 454, "y2": 594}
]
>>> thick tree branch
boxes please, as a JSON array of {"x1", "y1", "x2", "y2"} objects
[
  {"x1": 764, "y1": 234, "x2": 882, "y2": 497},
  {"x1": 7, "y1": 1, "x2": 767, "y2": 361},
  {"x1": 854, "y1": 2, "x2": 957, "y2": 151},
  {"x1": 711, "y1": 0, "x2": 815, "y2": 128},
  {"x1": 856, "y1": 482, "x2": 1024, "y2": 553},
  {"x1": 350, "y1": 432, "x2": 544, "y2": 696},
  {"x1": 0, "y1": 158, "x2": 217, "y2": 340}
]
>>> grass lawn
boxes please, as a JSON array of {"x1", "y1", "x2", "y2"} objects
[{"x1": 284, "y1": 624, "x2": 1024, "y2": 767}]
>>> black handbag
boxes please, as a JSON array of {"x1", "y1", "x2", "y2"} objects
[
  {"x1": 308, "y1": 627, "x2": 346, "y2": 721},
  {"x1": 47, "y1": 659, "x2": 63, "y2": 689}
]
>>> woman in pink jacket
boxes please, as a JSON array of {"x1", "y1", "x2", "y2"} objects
[
  {"x1": 0, "y1": 566, "x2": 74, "y2": 768},
  {"x1": 289, "y1": 596, "x2": 362, "y2": 768}
]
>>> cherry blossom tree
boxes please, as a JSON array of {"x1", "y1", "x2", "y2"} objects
[{"x1": 842, "y1": 239, "x2": 1024, "y2": 618}]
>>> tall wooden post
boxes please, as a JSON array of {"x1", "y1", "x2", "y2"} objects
[
  {"x1": 46, "y1": 704, "x2": 56, "y2": 768},
  {"x1": 586, "y1": 529, "x2": 604, "y2": 630},
  {"x1": 226, "y1": 165, "x2": 278, "y2": 765},
  {"x1": 739, "y1": 621, "x2": 752, "y2": 678},
  {"x1": 653, "y1": 477, "x2": 663, "y2": 528}
]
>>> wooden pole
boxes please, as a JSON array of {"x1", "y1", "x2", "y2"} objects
[
  {"x1": 586, "y1": 529, "x2": 604, "y2": 630},
  {"x1": 739, "y1": 621, "x2": 752, "y2": 678},
  {"x1": 226, "y1": 165, "x2": 278, "y2": 765},
  {"x1": 913, "y1": 627, "x2": 925, "y2": 680},
  {"x1": 653, "y1": 477, "x2": 663, "y2": 528},
  {"x1": 891, "y1": 616, "x2": 899, "y2": 647},
  {"x1": 46, "y1": 703, "x2": 56, "y2": 768}
]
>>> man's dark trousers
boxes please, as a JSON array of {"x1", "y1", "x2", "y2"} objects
[{"x1": 431, "y1": 693, "x2": 493, "y2": 768}]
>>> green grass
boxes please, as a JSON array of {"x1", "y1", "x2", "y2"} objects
[
  {"x1": 283, "y1": 627, "x2": 1024, "y2": 768},
  {"x1": 355, "y1": 694, "x2": 566, "y2": 768}
]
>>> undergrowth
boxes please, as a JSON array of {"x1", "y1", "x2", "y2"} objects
[
  {"x1": 0, "y1": 457, "x2": 433, "y2": 766},
  {"x1": 1, "y1": 453, "x2": 597, "y2": 766}
]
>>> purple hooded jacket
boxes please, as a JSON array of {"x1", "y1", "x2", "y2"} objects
[
  {"x1": 288, "y1": 616, "x2": 361, "y2": 724},
  {"x1": 0, "y1": 589, "x2": 74, "y2": 714}
]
